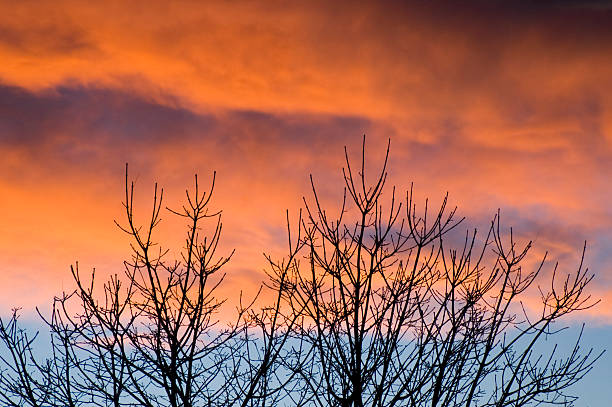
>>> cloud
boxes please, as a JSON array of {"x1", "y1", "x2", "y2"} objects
[
  {"x1": 0, "y1": 1, "x2": 611, "y2": 320},
  {"x1": 0, "y1": 84, "x2": 376, "y2": 309},
  {"x1": 0, "y1": 1, "x2": 610, "y2": 117}
]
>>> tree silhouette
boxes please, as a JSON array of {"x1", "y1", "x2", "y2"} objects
[
  {"x1": 267, "y1": 137, "x2": 602, "y2": 407},
  {"x1": 0, "y1": 167, "x2": 292, "y2": 407},
  {"x1": 0, "y1": 138, "x2": 603, "y2": 407}
]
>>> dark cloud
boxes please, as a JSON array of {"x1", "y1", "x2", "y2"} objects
[
  {"x1": 0, "y1": 85, "x2": 214, "y2": 145},
  {"x1": 0, "y1": 19, "x2": 96, "y2": 57},
  {"x1": 0, "y1": 85, "x2": 374, "y2": 183}
]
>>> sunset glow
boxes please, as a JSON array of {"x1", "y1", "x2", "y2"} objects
[
  {"x1": 1, "y1": 1, "x2": 612, "y2": 388},
  {"x1": 2, "y1": 1, "x2": 612, "y2": 404}
]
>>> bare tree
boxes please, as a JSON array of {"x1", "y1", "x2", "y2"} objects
[
  {"x1": 269, "y1": 137, "x2": 602, "y2": 407},
  {"x1": 0, "y1": 138, "x2": 603, "y2": 407},
  {"x1": 0, "y1": 167, "x2": 291, "y2": 407}
]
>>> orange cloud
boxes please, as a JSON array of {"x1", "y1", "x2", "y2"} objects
[{"x1": 0, "y1": 1, "x2": 611, "y2": 322}]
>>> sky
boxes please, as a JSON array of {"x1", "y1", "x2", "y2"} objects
[{"x1": 0, "y1": 1, "x2": 611, "y2": 404}]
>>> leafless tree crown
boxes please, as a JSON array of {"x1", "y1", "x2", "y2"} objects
[{"x1": 0, "y1": 139, "x2": 603, "y2": 407}]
